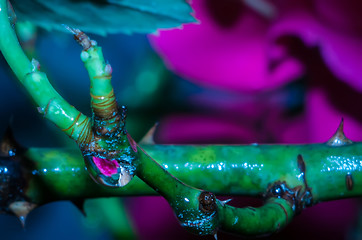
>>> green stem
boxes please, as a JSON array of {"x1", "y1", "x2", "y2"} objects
[
  {"x1": 0, "y1": 0, "x2": 31, "y2": 81},
  {"x1": 15, "y1": 21, "x2": 37, "y2": 58},
  {"x1": 22, "y1": 141, "x2": 362, "y2": 235},
  {"x1": 23, "y1": 142, "x2": 362, "y2": 203},
  {"x1": 134, "y1": 146, "x2": 219, "y2": 235},
  {"x1": 81, "y1": 46, "x2": 119, "y2": 122},
  {"x1": 135, "y1": 146, "x2": 199, "y2": 201},
  {"x1": 218, "y1": 198, "x2": 294, "y2": 237},
  {"x1": 0, "y1": 0, "x2": 91, "y2": 145},
  {"x1": 82, "y1": 46, "x2": 114, "y2": 101}
]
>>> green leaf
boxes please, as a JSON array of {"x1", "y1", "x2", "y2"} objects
[{"x1": 11, "y1": 0, "x2": 196, "y2": 35}]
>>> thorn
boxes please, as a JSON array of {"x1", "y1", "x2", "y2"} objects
[
  {"x1": 9, "y1": 201, "x2": 37, "y2": 228},
  {"x1": 214, "y1": 232, "x2": 218, "y2": 240},
  {"x1": 0, "y1": 124, "x2": 22, "y2": 157},
  {"x1": 326, "y1": 118, "x2": 353, "y2": 147},
  {"x1": 71, "y1": 199, "x2": 86, "y2": 216},
  {"x1": 220, "y1": 199, "x2": 232, "y2": 207},
  {"x1": 346, "y1": 173, "x2": 354, "y2": 191},
  {"x1": 104, "y1": 64, "x2": 112, "y2": 75},
  {"x1": 139, "y1": 123, "x2": 158, "y2": 145}
]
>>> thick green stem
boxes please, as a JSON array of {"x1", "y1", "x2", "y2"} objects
[
  {"x1": 135, "y1": 146, "x2": 199, "y2": 201},
  {"x1": 81, "y1": 46, "x2": 119, "y2": 122},
  {"x1": 0, "y1": 1, "x2": 31, "y2": 81},
  {"x1": 22, "y1": 142, "x2": 362, "y2": 202},
  {"x1": 22, "y1": 141, "x2": 362, "y2": 236},
  {"x1": 134, "y1": 146, "x2": 219, "y2": 235},
  {"x1": 0, "y1": 0, "x2": 91, "y2": 145}
]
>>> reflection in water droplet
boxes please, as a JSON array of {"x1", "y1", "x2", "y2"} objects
[{"x1": 83, "y1": 154, "x2": 134, "y2": 187}]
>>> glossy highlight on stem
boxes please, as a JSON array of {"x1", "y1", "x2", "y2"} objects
[{"x1": 22, "y1": 141, "x2": 362, "y2": 202}]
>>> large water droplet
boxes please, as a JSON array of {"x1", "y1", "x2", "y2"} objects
[
  {"x1": 81, "y1": 129, "x2": 137, "y2": 187},
  {"x1": 84, "y1": 154, "x2": 134, "y2": 187}
]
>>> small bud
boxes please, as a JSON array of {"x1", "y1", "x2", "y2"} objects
[
  {"x1": 80, "y1": 51, "x2": 90, "y2": 62},
  {"x1": 90, "y1": 40, "x2": 98, "y2": 46},
  {"x1": 31, "y1": 58, "x2": 40, "y2": 71},
  {"x1": 104, "y1": 64, "x2": 112, "y2": 75}
]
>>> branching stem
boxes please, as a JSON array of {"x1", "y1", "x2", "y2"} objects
[{"x1": 4, "y1": 1, "x2": 353, "y2": 236}]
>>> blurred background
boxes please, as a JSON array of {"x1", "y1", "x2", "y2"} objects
[{"x1": 1, "y1": 0, "x2": 362, "y2": 239}]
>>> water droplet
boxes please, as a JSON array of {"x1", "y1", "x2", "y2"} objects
[{"x1": 83, "y1": 154, "x2": 134, "y2": 187}]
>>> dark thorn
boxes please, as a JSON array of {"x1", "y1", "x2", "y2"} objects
[
  {"x1": 297, "y1": 154, "x2": 310, "y2": 188},
  {"x1": 346, "y1": 173, "x2": 354, "y2": 191},
  {"x1": 0, "y1": 125, "x2": 22, "y2": 157},
  {"x1": 9, "y1": 201, "x2": 37, "y2": 228},
  {"x1": 297, "y1": 154, "x2": 305, "y2": 174}
]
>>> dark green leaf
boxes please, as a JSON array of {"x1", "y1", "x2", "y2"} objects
[{"x1": 11, "y1": 0, "x2": 196, "y2": 35}]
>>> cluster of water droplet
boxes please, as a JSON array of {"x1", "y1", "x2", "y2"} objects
[{"x1": 82, "y1": 106, "x2": 138, "y2": 188}]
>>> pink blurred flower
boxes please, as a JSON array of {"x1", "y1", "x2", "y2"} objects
[
  {"x1": 149, "y1": 0, "x2": 362, "y2": 144},
  {"x1": 134, "y1": 1, "x2": 362, "y2": 239},
  {"x1": 271, "y1": 0, "x2": 362, "y2": 92},
  {"x1": 150, "y1": 0, "x2": 362, "y2": 93},
  {"x1": 150, "y1": 0, "x2": 304, "y2": 92}
]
